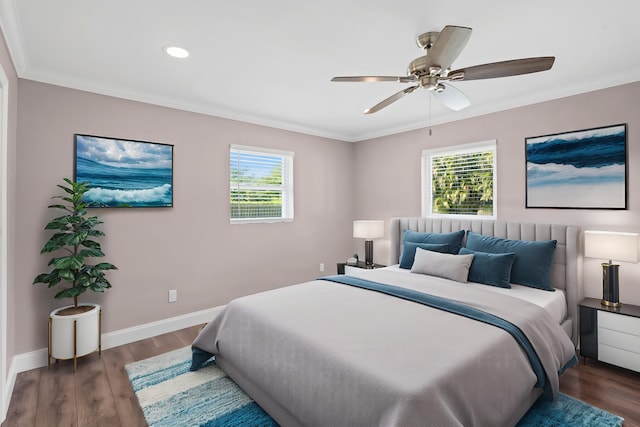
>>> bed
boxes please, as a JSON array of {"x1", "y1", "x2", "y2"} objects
[{"x1": 192, "y1": 218, "x2": 583, "y2": 426}]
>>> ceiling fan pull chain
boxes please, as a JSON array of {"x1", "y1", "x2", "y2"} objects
[{"x1": 428, "y1": 94, "x2": 432, "y2": 136}]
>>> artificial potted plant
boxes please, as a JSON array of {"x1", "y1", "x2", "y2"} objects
[{"x1": 33, "y1": 178, "x2": 117, "y2": 368}]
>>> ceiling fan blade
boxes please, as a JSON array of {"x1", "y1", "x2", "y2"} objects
[
  {"x1": 331, "y1": 76, "x2": 416, "y2": 83},
  {"x1": 432, "y1": 83, "x2": 471, "y2": 111},
  {"x1": 449, "y1": 57, "x2": 555, "y2": 81},
  {"x1": 426, "y1": 25, "x2": 472, "y2": 72},
  {"x1": 364, "y1": 86, "x2": 419, "y2": 114}
]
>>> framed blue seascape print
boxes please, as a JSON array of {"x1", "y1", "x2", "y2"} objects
[
  {"x1": 525, "y1": 124, "x2": 627, "y2": 209},
  {"x1": 74, "y1": 134, "x2": 174, "y2": 207}
]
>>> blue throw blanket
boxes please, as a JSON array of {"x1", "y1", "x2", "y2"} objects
[{"x1": 319, "y1": 274, "x2": 554, "y2": 396}]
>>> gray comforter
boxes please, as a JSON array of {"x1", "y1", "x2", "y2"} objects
[{"x1": 192, "y1": 269, "x2": 577, "y2": 426}]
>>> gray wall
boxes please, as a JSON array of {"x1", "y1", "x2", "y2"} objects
[{"x1": 15, "y1": 80, "x2": 355, "y2": 354}]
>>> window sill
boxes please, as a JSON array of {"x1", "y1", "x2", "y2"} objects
[{"x1": 230, "y1": 218, "x2": 294, "y2": 225}]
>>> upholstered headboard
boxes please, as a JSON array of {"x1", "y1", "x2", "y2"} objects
[{"x1": 389, "y1": 217, "x2": 583, "y2": 345}]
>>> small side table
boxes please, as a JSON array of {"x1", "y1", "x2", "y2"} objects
[
  {"x1": 337, "y1": 261, "x2": 385, "y2": 274},
  {"x1": 579, "y1": 297, "x2": 640, "y2": 372}
]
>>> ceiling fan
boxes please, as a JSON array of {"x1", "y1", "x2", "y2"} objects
[{"x1": 331, "y1": 25, "x2": 555, "y2": 114}]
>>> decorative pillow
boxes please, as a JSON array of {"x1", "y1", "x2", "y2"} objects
[
  {"x1": 402, "y1": 229, "x2": 465, "y2": 255},
  {"x1": 399, "y1": 242, "x2": 450, "y2": 269},
  {"x1": 459, "y1": 248, "x2": 516, "y2": 288},
  {"x1": 410, "y1": 247, "x2": 474, "y2": 283},
  {"x1": 464, "y1": 231, "x2": 557, "y2": 291}
]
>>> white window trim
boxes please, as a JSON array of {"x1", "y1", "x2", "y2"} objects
[
  {"x1": 0, "y1": 59, "x2": 8, "y2": 423},
  {"x1": 421, "y1": 140, "x2": 497, "y2": 220},
  {"x1": 230, "y1": 144, "x2": 294, "y2": 224}
]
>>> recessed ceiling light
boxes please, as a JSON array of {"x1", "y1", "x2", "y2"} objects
[{"x1": 164, "y1": 46, "x2": 189, "y2": 59}]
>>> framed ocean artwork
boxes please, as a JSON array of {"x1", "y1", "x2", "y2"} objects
[
  {"x1": 525, "y1": 124, "x2": 627, "y2": 209},
  {"x1": 74, "y1": 134, "x2": 174, "y2": 207}
]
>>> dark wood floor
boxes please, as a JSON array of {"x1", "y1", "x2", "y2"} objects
[
  {"x1": 3, "y1": 325, "x2": 640, "y2": 426},
  {"x1": 560, "y1": 357, "x2": 640, "y2": 426}
]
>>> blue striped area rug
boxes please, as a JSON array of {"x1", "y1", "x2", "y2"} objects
[{"x1": 125, "y1": 346, "x2": 624, "y2": 427}]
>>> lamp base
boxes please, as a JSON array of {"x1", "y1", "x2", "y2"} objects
[
  {"x1": 601, "y1": 299, "x2": 622, "y2": 308},
  {"x1": 601, "y1": 263, "x2": 621, "y2": 308},
  {"x1": 364, "y1": 240, "x2": 374, "y2": 267}
]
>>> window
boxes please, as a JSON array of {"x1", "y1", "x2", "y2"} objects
[
  {"x1": 230, "y1": 145, "x2": 294, "y2": 223},
  {"x1": 422, "y1": 140, "x2": 496, "y2": 219}
]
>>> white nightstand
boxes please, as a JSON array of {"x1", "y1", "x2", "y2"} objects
[
  {"x1": 337, "y1": 261, "x2": 385, "y2": 275},
  {"x1": 580, "y1": 297, "x2": 640, "y2": 372}
]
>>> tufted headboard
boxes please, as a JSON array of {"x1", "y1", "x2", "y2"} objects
[{"x1": 389, "y1": 217, "x2": 583, "y2": 346}]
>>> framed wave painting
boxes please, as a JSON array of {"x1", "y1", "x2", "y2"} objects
[
  {"x1": 525, "y1": 124, "x2": 627, "y2": 209},
  {"x1": 74, "y1": 134, "x2": 174, "y2": 207}
]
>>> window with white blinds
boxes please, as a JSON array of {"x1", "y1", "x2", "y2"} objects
[
  {"x1": 422, "y1": 140, "x2": 497, "y2": 219},
  {"x1": 230, "y1": 145, "x2": 294, "y2": 223}
]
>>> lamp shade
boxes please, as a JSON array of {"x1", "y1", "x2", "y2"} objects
[
  {"x1": 353, "y1": 220, "x2": 384, "y2": 240},
  {"x1": 584, "y1": 230, "x2": 640, "y2": 263}
]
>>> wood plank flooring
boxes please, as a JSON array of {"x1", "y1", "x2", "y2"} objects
[
  {"x1": 3, "y1": 324, "x2": 202, "y2": 427},
  {"x1": 3, "y1": 325, "x2": 640, "y2": 426}
]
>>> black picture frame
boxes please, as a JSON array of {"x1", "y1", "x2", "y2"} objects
[
  {"x1": 74, "y1": 134, "x2": 174, "y2": 208},
  {"x1": 525, "y1": 123, "x2": 627, "y2": 209}
]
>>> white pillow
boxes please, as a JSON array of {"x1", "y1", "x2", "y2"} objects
[{"x1": 410, "y1": 247, "x2": 474, "y2": 282}]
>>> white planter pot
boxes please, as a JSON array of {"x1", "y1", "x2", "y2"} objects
[{"x1": 49, "y1": 303, "x2": 101, "y2": 367}]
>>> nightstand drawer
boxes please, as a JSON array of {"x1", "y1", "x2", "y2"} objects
[
  {"x1": 344, "y1": 265, "x2": 374, "y2": 277},
  {"x1": 580, "y1": 298, "x2": 640, "y2": 373},
  {"x1": 598, "y1": 311, "x2": 640, "y2": 337},
  {"x1": 344, "y1": 265, "x2": 360, "y2": 276},
  {"x1": 598, "y1": 344, "x2": 640, "y2": 372},
  {"x1": 599, "y1": 328, "x2": 640, "y2": 353}
]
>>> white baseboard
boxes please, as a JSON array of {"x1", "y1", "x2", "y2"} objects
[
  {"x1": 5, "y1": 304, "x2": 224, "y2": 406},
  {"x1": 101, "y1": 305, "x2": 224, "y2": 350}
]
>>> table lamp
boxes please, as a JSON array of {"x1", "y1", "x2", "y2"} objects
[
  {"x1": 353, "y1": 220, "x2": 384, "y2": 267},
  {"x1": 584, "y1": 230, "x2": 639, "y2": 307}
]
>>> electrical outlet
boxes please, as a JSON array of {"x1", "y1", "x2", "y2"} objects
[
  {"x1": 320, "y1": 263, "x2": 325, "y2": 272},
  {"x1": 168, "y1": 289, "x2": 177, "y2": 303}
]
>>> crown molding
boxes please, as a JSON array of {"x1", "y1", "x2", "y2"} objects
[{"x1": 0, "y1": 0, "x2": 28, "y2": 74}]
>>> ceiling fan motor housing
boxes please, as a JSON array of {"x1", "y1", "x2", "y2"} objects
[
  {"x1": 408, "y1": 56, "x2": 444, "y2": 78},
  {"x1": 416, "y1": 31, "x2": 439, "y2": 50}
]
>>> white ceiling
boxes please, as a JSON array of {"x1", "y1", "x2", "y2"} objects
[{"x1": 1, "y1": 0, "x2": 639, "y2": 142}]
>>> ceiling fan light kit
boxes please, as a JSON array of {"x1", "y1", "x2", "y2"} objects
[{"x1": 331, "y1": 25, "x2": 555, "y2": 114}]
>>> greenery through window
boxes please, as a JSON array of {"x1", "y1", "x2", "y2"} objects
[
  {"x1": 230, "y1": 145, "x2": 294, "y2": 222},
  {"x1": 422, "y1": 141, "x2": 496, "y2": 218}
]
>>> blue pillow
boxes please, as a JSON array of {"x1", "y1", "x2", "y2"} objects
[
  {"x1": 402, "y1": 229, "x2": 465, "y2": 255},
  {"x1": 399, "y1": 242, "x2": 450, "y2": 269},
  {"x1": 459, "y1": 248, "x2": 515, "y2": 288},
  {"x1": 464, "y1": 231, "x2": 557, "y2": 291}
]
